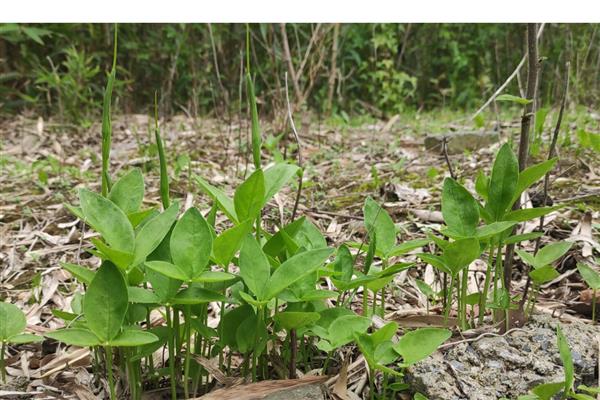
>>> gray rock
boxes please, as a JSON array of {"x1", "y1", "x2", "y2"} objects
[
  {"x1": 405, "y1": 314, "x2": 600, "y2": 400},
  {"x1": 424, "y1": 131, "x2": 499, "y2": 154}
]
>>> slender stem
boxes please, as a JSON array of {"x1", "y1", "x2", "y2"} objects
[
  {"x1": 106, "y1": 346, "x2": 116, "y2": 400},
  {"x1": 593, "y1": 289, "x2": 597, "y2": 324},
  {"x1": 1, "y1": 341, "x2": 6, "y2": 384},
  {"x1": 479, "y1": 242, "x2": 495, "y2": 323},
  {"x1": 252, "y1": 307, "x2": 263, "y2": 382},
  {"x1": 444, "y1": 276, "x2": 455, "y2": 325},
  {"x1": 165, "y1": 306, "x2": 177, "y2": 400},
  {"x1": 460, "y1": 269, "x2": 468, "y2": 330},
  {"x1": 183, "y1": 306, "x2": 192, "y2": 399},
  {"x1": 362, "y1": 286, "x2": 368, "y2": 316},
  {"x1": 369, "y1": 368, "x2": 375, "y2": 400},
  {"x1": 289, "y1": 329, "x2": 297, "y2": 379}
]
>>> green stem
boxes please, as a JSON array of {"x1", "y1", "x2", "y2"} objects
[
  {"x1": 369, "y1": 368, "x2": 375, "y2": 400},
  {"x1": 183, "y1": 305, "x2": 192, "y2": 399},
  {"x1": 252, "y1": 306, "x2": 263, "y2": 382},
  {"x1": 106, "y1": 346, "x2": 116, "y2": 400},
  {"x1": 165, "y1": 306, "x2": 177, "y2": 400},
  {"x1": 1, "y1": 341, "x2": 6, "y2": 384},
  {"x1": 460, "y1": 269, "x2": 468, "y2": 330},
  {"x1": 362, "y1": 286, "x2": 368, "y2": 316},
  {"x1": 444, "y1": 276, "x2": 455, "y2": 325},
  {"x1": 479, "y1": 242, "x2": 495, "y2": 324},
  {"x1": 593, "y1": 289, "x2": 597, "y2": 324}
]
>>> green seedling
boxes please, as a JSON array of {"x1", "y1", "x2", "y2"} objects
[
  {"x1": 516, "y1": 242, "x2": 573, "y2": 315},
  {"x1": 0, "y1": 302, "x2": 42, "y2": 383},
  {"x1": 520, "y1": 326, "x2": 599, "y2": 399},
  {"x1": 47, "y1": 262, "x2": 158, "y2": 400},
  {"x1": 354, "y1": 323, "x2": 450, "y2": 399},
  {"x1": 577, "y1": 262, "x2": 600, "y2": 323}
]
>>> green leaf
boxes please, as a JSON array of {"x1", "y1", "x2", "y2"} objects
[
  {"x1": 324, "y1": 315, "x2": 371, "y2": 348},
  {"x1": 145, "y1": 268, "x2": 181, "y2": 305},
  {"x1": 127, "y1": 287, "x2": 159, "y2": 304},
  {"x1": 364, "y1": 197, "x2": 396, "y2": 256},
  {"x1": 145, "y1": 260, "x2": 190, "y2": 282},
  {"x1": 239, "y1": 235, "x2": 272, "y2": 300},
  {"x1": 263, "y1": 163, "x2": 300, "y2": 204},
  {"x1": 394, "y1": 328, "x2": 451, "y2": 366},
  {"x1": 294, "y1": 219, "x2": 327, "y2": 250},
  {"x1": 534, "y1": 242, "x2": 572, "y2": 268},
  {"x1": 220, "y1": 304, "x2": 253, "y2": 350},
  {"x1": 234, "y1": 169, "x2": 265, "y2": 222},
  {"x1": 128, "y1": 208, "x2": 157, "y2": 228},
  {"x1": 503, "y1": 206, "x2": 560, "y2": 222},
  {"x1": 443, "y1": 238, "x2": 481, "y2": 275},
  {"x1": 274, "y1": 312, "x2": 320, "y2": 331},
  {"x1": 266, "y1": 248, "x2": 333, "y2": 300},
  {"x1": 172, "y1": 286, "x2": 229, "y2": 305},
  {"x1": 195, "y1": 175, "x2": 238, "y2": 222},
  {"x1": 529, "y1": 265, "x2": 559, "y2": 285},
  {"x1": 79, "y1": 188, "x2": 134, "y2": 253},
  {"x1": 441, "y1": 178, "x2": 479, "y2": 237},
  {"x1": 415, "y1": 279, "x2": 435, "y2": 298},
  {"x1": 170, "y1": 207, "x2": 213, "y2": 279},
  {"x1": 263, "y1": 217, "x2": 306, "y2": 257},
  {"x1": 515, "y1": 249, "x2": 536, "y2": 267},
  {"x1": 91, "y1": 238, "x2": 133, "y2": 270},
  {"x1": 333, "y1": 245, "x2": 354, "y2": 283},
  {"x1": 531, "y1": 381, "x2": 564, "y2": 400},
  {"x1": 387, "y1": 239, "x2": 429, "y2": 257},
  {"x1": 108, "y1": 169, "x2": 144, "y2": 214},
  {"x1": 60, "y1": 262, "x2": 95, "y2": 285},
  {"x1": 108, "y1": 328, "x2": 158, "y2": 347},
  {"x1": 417, "y1": 253, "x2": 451, "y2": 275},
  {"x1": 512, "y1": 158, "x2": 557, "y2": 205},
  {"x1": 83, "y1": 261, "x2": 128, "y2": 343},
  {"x1": 8, "y1": 333, "x2": 43, "y2": 344},
  {"x1": 213, "y1": 220, "x2": 253, "y2": 267},
  {"x1": 0, "y1": 302, "x2": 26, "y2": 341},
  {"x1": 578, "y1": 385, "x2": 600, "y2": 395},
  {"x1": 46, "y1": 328, "x2": 100, "y2": 347},
  {"x1": 577, "y1": 263, "x2": 600, "y2": 290},
  {"x1": 496, "y1": 94, "x2": 532, "y2": 105},
  {"x1": 504, "y1": 232, "x2": 544, "y2": 245},
  {"x1": 486, "y1": 143, "x2": 519, "y2": 220},
  {"x1": 191, "y1": 271, "x2": 237, "y2": 283},
  {"x1": 475, "y1": 171, "x2": 489, "y2": 201},
  {"x1": 475, "y1": 221, "x2": 518, "y2": 239},
  {"x1": 556, "y1": 325, "x2": 574, "y2": 393},
  {"x1": 133, "y1": 202, "x2": 179, "y2": 266}
]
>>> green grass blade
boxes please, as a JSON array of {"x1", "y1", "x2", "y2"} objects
[
  {"x1": 154, "y1": 92, "x2": 170, "y2": 209},
  {"x1": 101, "y1": 25, "x2": 118, "y2": 197},
  {"x1": 246, "y1": 25, "x2": 261, "y2": 169}
]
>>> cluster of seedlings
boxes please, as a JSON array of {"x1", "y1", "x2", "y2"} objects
[{"x1": 1, "y1": 27, "x2": 599, "y2": 400}]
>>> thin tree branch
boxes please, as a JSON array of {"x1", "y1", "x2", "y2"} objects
[
  {"x1": 471, "y1": 23, "x2": 545, "y2": 120},
  {"x1": 285, "y1": 72, "x2": 303, "y2": 223}
]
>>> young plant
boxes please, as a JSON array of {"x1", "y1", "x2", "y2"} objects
[
  {"x1": 577, "y1": 262, "x2": 600, "y2": 323},
  {"x1": 354, "y1": 324, "x2": 451, "y2": 399},
  {"x1": 519, "y1": 326, "x2": 600, "y2": 399},
  {"x1": 516, "y1": 242, "x2": 573, "y2": 315},
  {"x1": 0, "y1": 302, "x2": 42, "y2": 383},
  {"x1": 47, "y1": 262, "x2": 158, "y2": 400}
]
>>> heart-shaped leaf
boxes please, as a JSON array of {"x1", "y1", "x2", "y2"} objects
[
  {"x1": 443, "y1": 238, "x2": 481, "y2": 276},
  {"x1": 46, "y1": 328, "x2": 101, "y2": 347},
  {"x1": 79, "y1": 188, "x2": 134, "y2": 254},
  {"x1": 486, "y1": 144, "x2": 519, "y2": 221},
  {"x1": 364, "y1": 197, "x2": 396, "y2": 256},
  {"x1": 234, "y1": 169, "x2": 265, "y2": 222},
  {"x1": 394, "y1": 327, "x2": 451, "y2": 366},
  {"x1": 577, "y1": 263, "x2": 600, "y2": 290},
  {"x1": 170, "y1": 207, "x2": 212, "y2": 279},
  {"x1": 274, "y1": 312, "x2": 320, "y2": 331},
  {"x1": 266, "y1": 248, "x2": 333, "y2": 300},
  {"x1": 239, "y1": 235, "x2": 271, "y2": 300},
  {"x1": 108, "y1": 168, "x2": 144, "y2": 214},
  {"x1": 213, "y1": 220, "x2": 253, "y2": 267},
  {"x1": 534, "y1": 242, "x2": 572, "y2": 268},
  {"x1": 529, "y1": 265, "x2": 559, "y2": 285},
  {"x1": 442, "y1": 178, "x2": 480, "y2": 237},
  {"x1": 0, "y1": 302, "x2": 26, "y2": 342},
  {"x1": 83, "y1": 261, "x2": 128, "y2": 343},
  {"x1": 133, "y1": 202, "x2": 179, "y2": 266}
]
